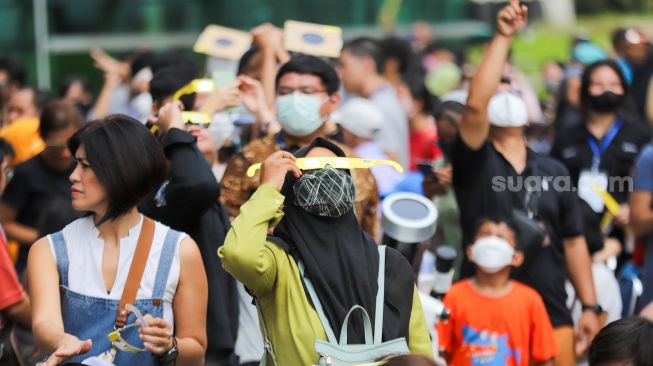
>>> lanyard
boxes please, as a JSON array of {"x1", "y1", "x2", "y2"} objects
[
  {"x1": 274, "y1": 132, "x2": 301, "y2": 153},
  {"x1": 275, "y1": 131, "x2": 286, "y2": 149},
  {"x1": 587, "y1": 118, "x2": 623, "y2": 170}
]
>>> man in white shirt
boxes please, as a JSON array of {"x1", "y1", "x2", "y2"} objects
[{"x1": 338, "y1": 38, "x2": 410, "y2": 170}]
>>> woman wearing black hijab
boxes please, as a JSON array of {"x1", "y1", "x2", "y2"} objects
[{"x1": 219, "y1": 138, "x2": 433, "y2": 366}]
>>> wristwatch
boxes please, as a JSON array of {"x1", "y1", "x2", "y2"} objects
[
  {"x1": 158, "y1": 337, "x2": 178, "y2": 365},
  {"x1": 581, "y1": 303, "x2": 604, "y2": 314}
]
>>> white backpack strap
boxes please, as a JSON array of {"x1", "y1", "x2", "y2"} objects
[
  {"x1": 338, "y1": 305, "x2": 374, "y2": 345},
  {"x1": 298, "y1": 259, "x2": 339, "y2": 344},
  {"x1": 374, "y1": 245, "x2": 387, "y2": 344},
  {"x1": 255, "y1": 300, "x2": 278, "y2": 366}
]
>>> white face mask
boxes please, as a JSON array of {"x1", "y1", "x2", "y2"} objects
[
  {"x1": 471, "y1": 236, "x2": 515, "y2": 274},
  {"x1": 129, "y1": 92, "x2": 152, "y2": 124},
  {"x1": 487, "y1": 92, "x2": 528, "y2": 128}
]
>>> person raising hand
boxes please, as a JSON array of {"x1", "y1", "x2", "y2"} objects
[{"x1": 452, "y1": 2, "x2": 600, "y2": 365}]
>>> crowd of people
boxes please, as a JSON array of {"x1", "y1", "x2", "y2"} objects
[{"x1": 1, "y1": 0, "x2": 653, "y2": 365}]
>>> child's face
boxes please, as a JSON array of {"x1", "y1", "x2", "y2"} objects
[
  {"x1": 474, "y1": 221, "x2": 516, "y2": 246},
  {"x1": 468, "y1": 221, "x2": 524, "y2": 274}
]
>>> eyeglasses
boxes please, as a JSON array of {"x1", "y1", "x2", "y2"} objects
[
  {"x1": 44, "y1": 143, "x2": 69, "y2": 154},
  {"x1": 182, "y1": 111, "x2": 212, "y2": 128},
  {"x1": 277, "y1": 87, "x2": 327, "y2": 96},
  {"x1": 107, "y1": 304, "x2": 149, "y2": 353},
  {"x1": 246, "y1": 157, "x2": 404, "y2": 178},
  {"x1": 2, "y1": 165, "x2": 13, "y2": 181},
  {"x1": 173, "y1": 79, "x2": 216, "y2": 100}
]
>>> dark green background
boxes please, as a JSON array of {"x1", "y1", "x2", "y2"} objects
[
  {"x1": 2, "y1": 0, "x2": 645, "y2": 92},
  {"x1": 0, "y1": 0, "x2": 470, "y2": 92}
]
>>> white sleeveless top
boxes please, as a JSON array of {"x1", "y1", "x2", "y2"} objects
[{"x1": 48, "y1": 215, "x2": 186, "y2": 325}]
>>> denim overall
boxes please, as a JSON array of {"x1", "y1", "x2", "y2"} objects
[{"x1": 50, "y1": 228, "x2": 181, "y2": 365}]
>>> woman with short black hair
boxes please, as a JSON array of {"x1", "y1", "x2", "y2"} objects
[
  {"x1": 588, "y1": 316, "x2": 653, "y2": 366},
  {"x1": 28, "y1": 114, "x2": 208, "y2": 366}
]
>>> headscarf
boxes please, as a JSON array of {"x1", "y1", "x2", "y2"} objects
[{"x1": 273, "y1": 137, "x2": 401, "y2": 344}]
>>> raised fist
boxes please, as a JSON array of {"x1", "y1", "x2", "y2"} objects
[{"x1": 497, "y1": 0, "x2": 528, "y2": 38}]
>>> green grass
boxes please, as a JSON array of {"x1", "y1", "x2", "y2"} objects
[{"x1": 467, "y1": 13, "x2": 653, "y2": 98}]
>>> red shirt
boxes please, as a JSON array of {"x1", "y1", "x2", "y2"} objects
[
  {"x1": 437, "y1": 280, "x2": 558, "y2": 366},
  {"x1": 0, "y1": 226, "x2": 25, "y2": 312},
  {"x1": 409, "y1": 123, "x2": 442, "y2": 171}
]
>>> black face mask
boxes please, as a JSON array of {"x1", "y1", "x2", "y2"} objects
[{"x1": 588, "y1": 92, "x2": 625, "y2": 113}]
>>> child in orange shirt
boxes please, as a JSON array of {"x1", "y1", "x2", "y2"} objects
[{"x1": 436, "y1": 216, "x2": 558, "y2": 366}]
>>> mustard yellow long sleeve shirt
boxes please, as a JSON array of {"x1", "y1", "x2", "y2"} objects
[{"x1": 218, "y1": 184, "x2": 434, "y2": 366}]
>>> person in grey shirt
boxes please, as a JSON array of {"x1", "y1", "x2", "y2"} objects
[
  {"x1": 339, "y1": 38, "x2": 410, "y2": 169},
  {"x1": 234, "y1": 283, "x2": 264, "y2": 366}
]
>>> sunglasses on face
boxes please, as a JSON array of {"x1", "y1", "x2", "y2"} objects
[{"x1": 246, "y1": 157, "x2": 404, "y2": 177}]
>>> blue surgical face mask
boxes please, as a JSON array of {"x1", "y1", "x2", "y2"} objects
[{"x1": 275, "y1": 92, "x2": 328, "y2": 137}]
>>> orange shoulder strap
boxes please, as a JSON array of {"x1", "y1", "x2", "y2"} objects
[{"x1": 114, "y1": 217, "x2": 155, "y2": 329}]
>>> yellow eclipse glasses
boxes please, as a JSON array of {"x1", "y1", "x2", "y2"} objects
[
  {"x1": 181, "y1": 111, "x2": 212, "y2": 125},
  {"x1": 592, "y1": 183, "x2": 624, "y2": 233},
  {"x1": 107, "y1": 304, "x2": 149, "y2": 353},
  {"x1": 246, "y1": 157, "x2": 404, "y2": 178},
  {"x1": 172, "y1": 78, "x2": 216, "y2": 100},
  {"x1": 591, "y1": 183, "x2": 620, "y2": 216}
]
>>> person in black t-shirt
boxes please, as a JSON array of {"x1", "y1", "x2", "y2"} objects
[
  {"x1": 551, "y1": 60, "x2": 651, "y2": 260},
  {"x1": 0, "y1": 101, "x2": 83, "y2": 273},
  {"x1": 140, "y1": 66, "x2": 238, "y2": 366},
  {"x1": 451, "y1": 2, "x2": 600, "y2": 365},
  {"x1": 626, "y1": 35, "x2": 653, "y2": 122}
]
